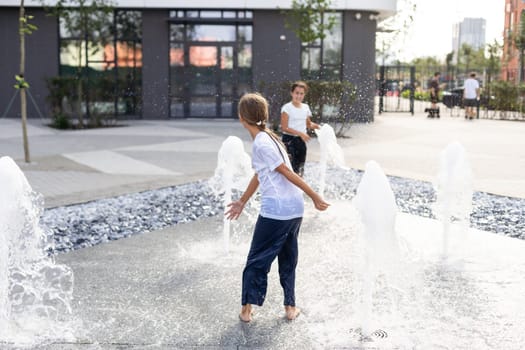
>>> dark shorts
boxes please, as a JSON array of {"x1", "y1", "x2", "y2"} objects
[
  {"x1": 430, "y1": 94, "x2": 439, "y2": 104},
  {"x1": 464, "y1": 98, "x2": 477, "y2": 107}
]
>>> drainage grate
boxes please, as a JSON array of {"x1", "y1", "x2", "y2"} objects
[
  {"x1": 371, "y1": 329, "x2": 388, "y2": 338},
  {"x1": 349, "y1": 328, "x2": 389, "y2": 341}
]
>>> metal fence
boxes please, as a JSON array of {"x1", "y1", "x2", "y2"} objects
[
  {"x1": 375, "y1": 65, "x2": 525, "y2": 120},
  {"x1": 376, "y1": 65, "x2": 415, "y2": 115}
]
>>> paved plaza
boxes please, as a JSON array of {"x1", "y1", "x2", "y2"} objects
[{"x1": 1, "y1": 111, "x2": 525, "y2": 349}]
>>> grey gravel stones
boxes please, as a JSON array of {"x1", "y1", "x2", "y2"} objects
[{"x1": 41, "y1": 166, "x2": 524, "y2": 254}]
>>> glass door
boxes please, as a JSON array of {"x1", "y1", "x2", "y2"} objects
[
  {"x1": 169, "y1": 21, "x2": 252, "y2": 118},
  {"x1": 188, "y1": 44, "x2": 219, "y2": 117},
  {"x1": 184, "y1": 43, "x2": 235, "y2": 117}
]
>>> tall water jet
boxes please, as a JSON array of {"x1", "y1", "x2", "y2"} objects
[
  {"x1": 315, "y1": 124, "x2": 347, "y2": 197},
  {"x1": 209, "y1": 136, "x2": 252, "y2": 253},
  {"x1": 353, "y1": 160, "x2": 399, "y2": 337},
  {"x1": 0, "y1": 156, "x2": 74, "y2": 344},
  {"x1": 433, "y1": 141, "x2": 473, "y2": 257}
]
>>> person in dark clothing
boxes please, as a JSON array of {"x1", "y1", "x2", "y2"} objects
[{"x1": 426, "y1": 72, "x2": 441, "y2": 118}]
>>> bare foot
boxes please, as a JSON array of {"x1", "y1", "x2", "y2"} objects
[
  {"x1": 285, "y1": 305, "x2": 301, "y2": 320},
  {"x1": 239, "y1": 304, "x2": 252, "y2": 323}
]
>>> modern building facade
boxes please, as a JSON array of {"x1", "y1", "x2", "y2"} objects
[
  {"x1": 502, "y1": 0, "x2": 525, "y2": 82},
  {"x1": 1, "y1": 0, "x2": 396, "y2": 122},
  {"x1": 452, "y1": 17, "x2": 486, "y2": 64}
]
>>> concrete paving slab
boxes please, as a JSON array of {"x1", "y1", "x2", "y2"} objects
[{"x1": 63, "y1": 151, "x2": 178, "y2": 176}]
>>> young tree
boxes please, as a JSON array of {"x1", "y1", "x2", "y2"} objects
[
  {"x1": 17, "y1": 0, "x2": 38, "y2": 163},
  {"x1": 44, "y1": 0, "x2": 114, "y2": 127},
  {"x1": 284, "y1": 0, "x2": 337, "y2": 45},
  {"x1": 459, "y1": 43, "x2": 473, "y2": 73}
]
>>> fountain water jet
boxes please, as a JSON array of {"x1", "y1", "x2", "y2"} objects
[
  {"x1": 433, "y1": 142, "x2": 473, "y2": 258},
  {"x1": 0, "y1": 156, "x2": 74, "y2": 345},
  {"x1": 209, "y1": 136, "x2": 252, "y2": 253},
  {"x1": 315, "y1": 124, "x2": 347, "y2": 196},
  {"x1": 353, "y1": 160, "x2": 400, "y2": 337}
]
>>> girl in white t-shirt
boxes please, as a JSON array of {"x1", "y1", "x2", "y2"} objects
[
  {"x1": 226, "y1": 93, "x2": 329, "y2": 323},
  {"x1": 281, "y1": 81, "x2": 320, "y2": 176}
]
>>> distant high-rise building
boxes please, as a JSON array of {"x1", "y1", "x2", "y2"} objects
[{"x1": 452, "y1": 18, "x2": 486, "y2": 63}]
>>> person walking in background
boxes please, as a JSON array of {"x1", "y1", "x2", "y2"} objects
[
  {"x1": 226, "y1": 93, "x2": 329, "y2": 323},
  {"x1": 426, "y1": 72, "x2": 441, "y2": 118},
  {"x1": 463, "y1": 72, "x2": 480, "y2": 120},
  {"x1": 280, "y1": 81, "x2": 320, "y2": 177}
]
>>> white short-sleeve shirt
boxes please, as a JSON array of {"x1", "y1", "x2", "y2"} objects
[
  {"x1": 464, "y1": 78, "x2": 480, "y2": 99},
  {"x1": 252, "y1": 132, "x2": 304, "y2": 220},
  {"x1": 281, "y1": 102, "x2": 312, "y2": 135}
]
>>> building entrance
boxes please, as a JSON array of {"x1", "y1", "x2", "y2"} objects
[{"x1": 169, "y1": 12, "x2": 253, "y2": 118}]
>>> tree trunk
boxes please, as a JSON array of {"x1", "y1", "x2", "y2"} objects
[
  {"x1": 19, "y1": 0, "x2": 31, "y2": 163},
  {"x1": 76, "y1": 42, "x2": 84, "y2": 128},
  {"x1": 76, "y1": 79, "x2": 84, "y2": 127}
]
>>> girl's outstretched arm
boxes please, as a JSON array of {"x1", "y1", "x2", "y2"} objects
[
  {"x1": 275, "y1": 163, "x2": 330, "y2": 211},
  {"x1": 225, "y1": 174, "x2": 259, "y2": 220}
]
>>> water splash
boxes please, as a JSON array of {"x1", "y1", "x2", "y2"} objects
[
  {"x1": 208, "y1": 136, "x2": 253, "y2": 253},
  {"x1": 433, "y1": 142, "x2": 473, "y2": 257},
  {"x1": 353, "y1": 160, "x2": 400, "y2": 336},
  {"x1": 315, "y1": 124, "x2": 348, "y2": 197},
  {"x1": 0, "y1": 156, "x2": 74, "y2": 345}
]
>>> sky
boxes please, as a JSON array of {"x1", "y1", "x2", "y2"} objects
[{"x1": 387, "y1": 0, "x2": 505, "y2": 62}]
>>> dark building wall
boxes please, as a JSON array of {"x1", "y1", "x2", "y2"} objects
[
  {"x1": 141, "y1": 10, "x2": 170, "y2": 119},
  {"x1": 0, "y1": 8, "x2": 59, "y2": 119},
  {"x1": 252, "y1": 10, "x2": 301, "y2": 122},
  {"x1": 252, "y1": 10, "x2": 301, "y2": 87},
  {"x1": 343, "y1": 11, "x2": 377, "y2": 122}
]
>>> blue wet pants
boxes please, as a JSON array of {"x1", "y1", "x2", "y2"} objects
[{"x1": 242, "y1": 215, "x2": 303, "y2": 307}]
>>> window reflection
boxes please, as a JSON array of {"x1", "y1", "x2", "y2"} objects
[
  {"x1": 238, "y1": 26, "x2": 252, "y2": 42},
  {"x1": 300, "y1": 12, "x2": 342, "y2": 80},
  {"x1": 59, "y1": 10, "x2": 143, "y2": 116},
  {"x1": 221, "y1": 47, "x2": 233, "y2": 69},
  {"x1": 187, "y1": 25, "x2": 236, "y2": 42},
  {"x1": 302, "y1": 48, "x2": 321, "y2": 71},
  {"x1": 322, "y1": 13, "x2": 342, "y2": 66},
  {"x1": 238, "y1": 44, "x2": 252, "y2": 68},
  {"x1": 190, "y1": 46, "x2": 217, "y2": 66},
  {"x1": 170, "y1": 43, "x2": 184, "y2": 66}
]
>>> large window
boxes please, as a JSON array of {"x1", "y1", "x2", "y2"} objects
[
  {"x1": 301, "y1": 12, "x2": 342, "y2": 80},
  {"x1": 59, "y1": 10, "x2": 143, "y2": 117},
  {"x1": 169, "y1": 10, "x2": 253, "y2": 118}
]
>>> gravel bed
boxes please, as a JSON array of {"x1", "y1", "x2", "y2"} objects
[{"x1": 42, "y1": 165, "x2": 525, "y2": 254}]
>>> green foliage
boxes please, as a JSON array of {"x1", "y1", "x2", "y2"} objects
[
  {"x1": 52, "y1": 113, "x2": 71, "y2": 129},
  {"x1": 401, "y1": 89, "x2": 443, "y2": 102},
  {"x1": 14, "y1": 75, "x2": 30, "y2": 89},
  {"x1": 19, "y1": 15, "x2": 38, "y2": 35},
  {"x1": 487, "y1": 81, "x2": 525, "y2": 113},
  {"x1": 284, "y1": 0, "x2": 337, "y2": 44},
  {"x1": 258, "y1": 80, "x2": 356, "y2": 136},
  {"x1": 46, "y1": 75, "x2": 118, "y2": 128},
  {"x1": 45, "y1": 76, "x2": 77, "y2": 122}
]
